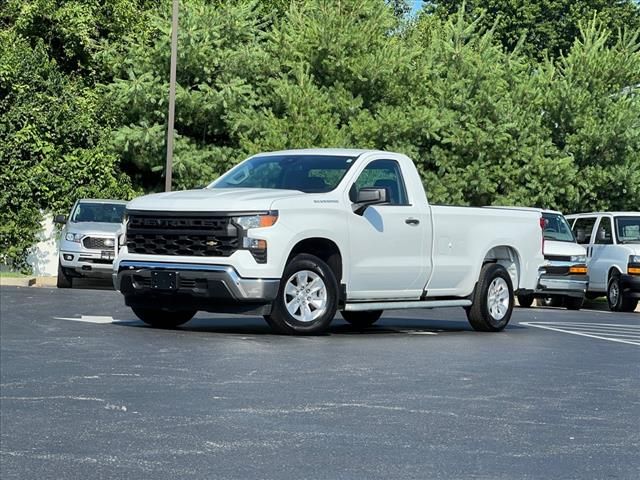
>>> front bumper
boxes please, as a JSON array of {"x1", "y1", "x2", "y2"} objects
[
  {"x1": 114, "y1": 261, "x2": 280, "y2": 311},
  {"x1": 59, "y1": 250, "x2": 115, "y2": 277},
  {"x1": 535, "y1": 274, "x2": 588, "y2": 298},
  {"x1": 620, "y1": 274, "x2": 640, "y2": 299}
]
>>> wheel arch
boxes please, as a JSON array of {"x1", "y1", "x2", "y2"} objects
[
  {"x1": 286, "y1": 237, "x2": 343, "y2": 283},
  {"x1": 481, "y1": 245, "x2": 521, "y2": 290},
  {"x1": 608, "y1": 266, "x2": 624, "y2": 281}
]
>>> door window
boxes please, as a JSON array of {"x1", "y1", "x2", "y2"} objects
[
  {"x1": 572, "y1": 217, "x2": 597, "y2": 244},
  {"x1": 352, "y1": 160, "x2": 408, "y2": 205},
  {"x1": 594, "y1": 217, "x2": 614, "y2": 244}
]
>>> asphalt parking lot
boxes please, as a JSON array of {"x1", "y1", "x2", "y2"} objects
[{"x1": 1, "y1": 285, "x2": 638, "y2": 480}]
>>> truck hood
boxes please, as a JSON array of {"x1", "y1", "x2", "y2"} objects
[
  {"x1": 65, "y1": 222, "x2": 124, "y2": 236},
  {"x1": 127, "y1": 188, "x2": 304, "y2": 213},
  {"x1": 544, "y1": 240, "x2": 586, "y2": 257}
]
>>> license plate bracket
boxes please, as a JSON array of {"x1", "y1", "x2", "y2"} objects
[
  {"x1": 101, "y1": 250, "x2": 114, "y2": 260},
  {"x1": 151, "y1": 271, "x2": 177, "y2": 290}
]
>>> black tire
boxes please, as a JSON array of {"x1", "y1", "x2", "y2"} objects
[
  {"x1": 132, "y1": 307, "x2": 195, "y2": 328},
  {"x1": 341, "y1": 310, "x2": 383, "y2": 328},
  {"x1": 564, "y1": 296, "x2": 584, "y2": 311},
  {"x1": 466, "y1": 263, "x2": 514, "y2": 332},
  {"x1": 517, "y1": 294, "x2": 534, "y2": 308},
  {"x1": 537, "y1": 297, "x2": 563, "y2": 307},
  {"x1": 264, "y1": 254, "x2": 338, "y2": 335},
  {"x1": 57, "y1": 262, "x2": 73, "y2": 288},
  {"x1": 607, "y1": 275, "x2": 638, "y2": 312}
]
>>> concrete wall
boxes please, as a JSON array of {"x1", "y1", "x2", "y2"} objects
[{"x1": 26, "y1": 214, "x2": 59, "y2": 276}]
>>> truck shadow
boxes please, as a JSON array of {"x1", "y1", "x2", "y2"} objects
[
  {"x1": 114, "y1": 316, "x2": 525, "y2": 336},
  {"x1": 71, "y1": 278, "x2": 114, "y2": 291}
]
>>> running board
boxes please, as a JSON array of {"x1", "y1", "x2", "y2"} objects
[{"x1": 344, "y1": 299, "x2": 472, "y2": 312}]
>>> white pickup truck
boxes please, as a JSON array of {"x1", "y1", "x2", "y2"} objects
[{"x1": 113, "y1": 149, "x2": 543, "y2": 335}]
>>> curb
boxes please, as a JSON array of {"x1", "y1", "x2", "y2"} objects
[
  {"x1": 0, "y1": 277, "x2": 33, "y2": 287},
  {"x1": 32, "y1": 277, "x2": 57, "y2": 287},
  {"x1": 0, "y1": 276, "x2": 57, "y2": 288}
]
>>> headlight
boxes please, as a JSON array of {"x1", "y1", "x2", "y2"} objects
[
  {"x1": 232, "y1": 212, "x2": 278, "y2": 229},
  {"x1": 630, "y1": 255, "x2": 640, "y2": 263},
  {"x1": 65, "y1": 232, "x2": 82, "y2": 243},
  {"x1": 570, "y1": 255, "x2": 586, "y2": 263}
]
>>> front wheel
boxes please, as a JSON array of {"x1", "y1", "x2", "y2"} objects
[
  {"x1": 608, "y1": 275, "x2": 638, "y2": 312},
  {"x1": 517, "y1": 294, "x2": 534, "y2": 308},
  {"x1": 265, "y1": 254, "x2": 338, "y2": 335},
  {"x1": 57, "y1": 262, "x2": 73, "y2": 288},
  {"x1": 132, "y1": 307, "x2": 195, "y2": 328},
  {"x1": 341, "y1": 310, "x2": 383, "y2": 328},
  {"x1": 466, "y1": 263, "x2": 514, "y2": 332},
  {"x1": 564, "y1": 296, "x2": 584, "y2": 311}
]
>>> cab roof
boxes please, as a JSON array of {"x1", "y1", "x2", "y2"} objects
[
  {"x1": 252, "y1": 148, "x2": 383, "y2": 157},
  {"x1": 77, "y1": 198, "x2": 128, "y2": 204},
  {"x1": 565, "y1": 212, "x2": 640, "y2": 217}
]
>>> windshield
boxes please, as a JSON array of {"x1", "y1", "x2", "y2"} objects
[
  {"x1": 615, "y1": 216, "x2": 640, "y2": 243},
  {"x1": 210, "y1": 154, "x2": 358, "y2": 193},
  {"x1": 542, "y1": 213, "x2": 575, "y2": 242},
  {"x1": 71, "y1": 202, "x2": 126, "y2": 223}
]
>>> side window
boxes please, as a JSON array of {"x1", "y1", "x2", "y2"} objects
[
  {"x1": 595, "y1": 217, "x2": 613, "y2": 245},
  {"x1": 353, "y1": 160, "x2": 408, "y2": 205},
  {"x1": 572, "y1": 217, "x2": 597, "y2": 244}
]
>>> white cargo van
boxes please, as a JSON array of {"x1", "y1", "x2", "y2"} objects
[{"x1": 566, "y1": 212, "x2": 640, "y2": 312}]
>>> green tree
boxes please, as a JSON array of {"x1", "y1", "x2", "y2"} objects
[
  {"x1": 0, "y1": 2, "x2": 148, "y2": 269},
  {"x1": 102, "y1": 0, "x2": 272, "y2": 191},
  {"x1": 543, "y1": 20, "x2": 640, "y2": 211},
  {"x1": 424, "y1": 0, "x2": 640, "y2": 60}
]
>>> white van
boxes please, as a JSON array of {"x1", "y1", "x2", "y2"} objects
[
  {"x1": 508, "y1": 209, "x2": 588, "y2": 310},
  {"x1": 565, "y1": 212, "x2": 640, "y2": 312}
]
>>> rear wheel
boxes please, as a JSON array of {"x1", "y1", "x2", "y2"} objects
[
  {"x1": 341, "y1": 310, "x2": 383, "y2": 328},
  {"x1": 57, "y1": 262, "x2": 73, "y2": 288},
  {"x1": 517, "y1": 294, "x2": 534, "y2": 308},
  {"x1": 607, "y1": 275, "x2": 638, "y2": 312},
  {"x1": 466, "y1": 263, "x2": 514, "y2": 332},
  {"x1": 265, "y1": 254, "x2": 338, "y2": 335},
  {"x1": 132, "y1": 307, "x2": 195, "y2": 328},
  {"x1": 564, "y1": 296, "x2": 584, "y2": 311}
]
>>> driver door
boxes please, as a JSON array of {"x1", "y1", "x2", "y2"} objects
[{"x1": 346, "y1": 159, "x2": 429, "y2": 300}]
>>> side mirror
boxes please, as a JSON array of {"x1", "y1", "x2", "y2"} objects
[
  {"x1": 575, "y1": 228, "x2": 586, "y2": 243},
  {"x1": 54, "y1": 215, "x2": 67, "y2": 224},
  {"x1": 352, "y1": 187, "x2": 387, "y2": 215},
  {"x1": 597, "y1": 228, "x2": 607, "y2": 242}
]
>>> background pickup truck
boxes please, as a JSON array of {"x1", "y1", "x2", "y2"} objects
[{"x1": 114, "y1": 149, "x2": 543, "y2": 335}]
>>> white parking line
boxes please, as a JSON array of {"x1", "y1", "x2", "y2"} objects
[
  {"x1": 520, "y1": 321, "x2": 640, "y2": 346},
  {"x1": 54, "y1": 315, "x2": 119, "y2": 324}
]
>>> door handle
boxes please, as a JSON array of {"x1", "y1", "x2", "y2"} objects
[{"x1": 405, "y1": 218, "x2": 420, "y2": 226}]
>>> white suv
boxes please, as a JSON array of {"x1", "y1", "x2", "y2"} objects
[{"x1": 566, "y1": 212, "x2": 640, "y2": 312}]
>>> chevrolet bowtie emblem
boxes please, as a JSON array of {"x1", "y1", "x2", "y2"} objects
[{"x1": 206, "y1": 240, "x2": 219, "y2": 247}]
